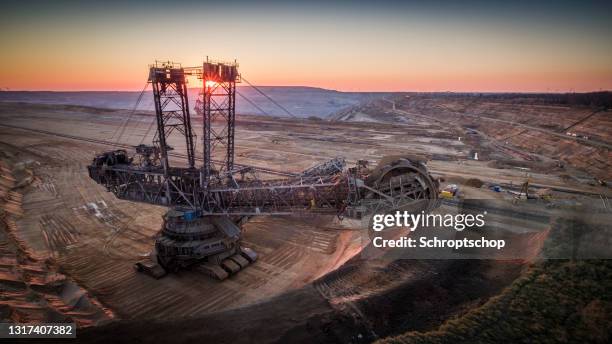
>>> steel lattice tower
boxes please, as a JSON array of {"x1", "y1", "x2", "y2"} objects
[
  {"x1": 149, "y1": 61, "x2": 196, "y2": 173},
  {"x1": 200, "y1": 59, "x2": 240, "y2": 180}
]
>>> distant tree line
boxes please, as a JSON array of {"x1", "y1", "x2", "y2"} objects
[{"x1": 408, "y1": 91, "x2": 612, "y2": 109}]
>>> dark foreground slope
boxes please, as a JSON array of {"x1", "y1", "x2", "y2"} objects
[
  {"x1": 62, "y1": 260, "x2": 611, "y2": 344},
  {"x1": 48, "y1": 258, "x2": 524, "y2": 344}
]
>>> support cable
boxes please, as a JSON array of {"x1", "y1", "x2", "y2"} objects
[
  {"x1": 241, "y1": 76, "x2": 296, "y2": 118},
  {"x1": 139, "y1": 97, "x2": 158, "y2": 145},
  {"x1": 111, "y1": 82, "x2": 149, "y2": 144},
  {"x1": 237, "y1": 89, "x2": 270, "y2": 116}
]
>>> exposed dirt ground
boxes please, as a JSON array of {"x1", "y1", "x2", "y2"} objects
[
  {"x1": 0, "y1": 135, "x2": 363, "y2": 322},
  {"x1": 0, "y1": 99, "x2": 609, "y2": 342}
]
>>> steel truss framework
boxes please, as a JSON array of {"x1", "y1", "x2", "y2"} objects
[
  {"x1": 88, "y1": 60, "x2": 440, "y2": 218},
  {"x1": 202, "y1": 79, "x2": 236, "y2": 178},
  {"x1": 149, "y1": 62, "x2": 196, "y2": 171},
  {"x1": 88, "y1": 155, "x2": 439, "y2": 218},
  {"x1": 88, "y1": 165, "x2": 351, "y2": 216}
]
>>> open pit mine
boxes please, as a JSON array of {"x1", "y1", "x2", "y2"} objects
[{"x1": 0, "y1": 59, "x2": 610, "y2": 343}]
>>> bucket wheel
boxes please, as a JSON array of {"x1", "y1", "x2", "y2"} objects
[{"x1": 361, "y1": 157, "x2": 440, "y2": 214}]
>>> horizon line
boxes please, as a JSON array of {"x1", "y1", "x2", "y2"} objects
[{"x1": 1, "y1": 87, "x2": 610, "y2": 95}]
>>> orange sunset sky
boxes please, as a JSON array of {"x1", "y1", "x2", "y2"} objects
[{"x1": 1, "y1": 1, "x2": 611, "y2": 92}]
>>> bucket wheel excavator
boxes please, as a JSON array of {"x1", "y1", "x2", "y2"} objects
[{"x1": 88, "y1": 59, "x2": 439, "y2": 279}]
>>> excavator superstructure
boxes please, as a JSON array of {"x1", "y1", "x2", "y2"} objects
[{"x1": 88, "y1": 60, "x2": 439, "y2": 279}]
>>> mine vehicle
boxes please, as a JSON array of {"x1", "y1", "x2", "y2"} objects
[{"x1": 88, "y1": 59, "x2": 439, "y2": 279}]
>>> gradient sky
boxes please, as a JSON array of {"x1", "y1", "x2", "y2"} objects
[{"x1": 1, "y1": 0, "x2": 611, "y2": 92}]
